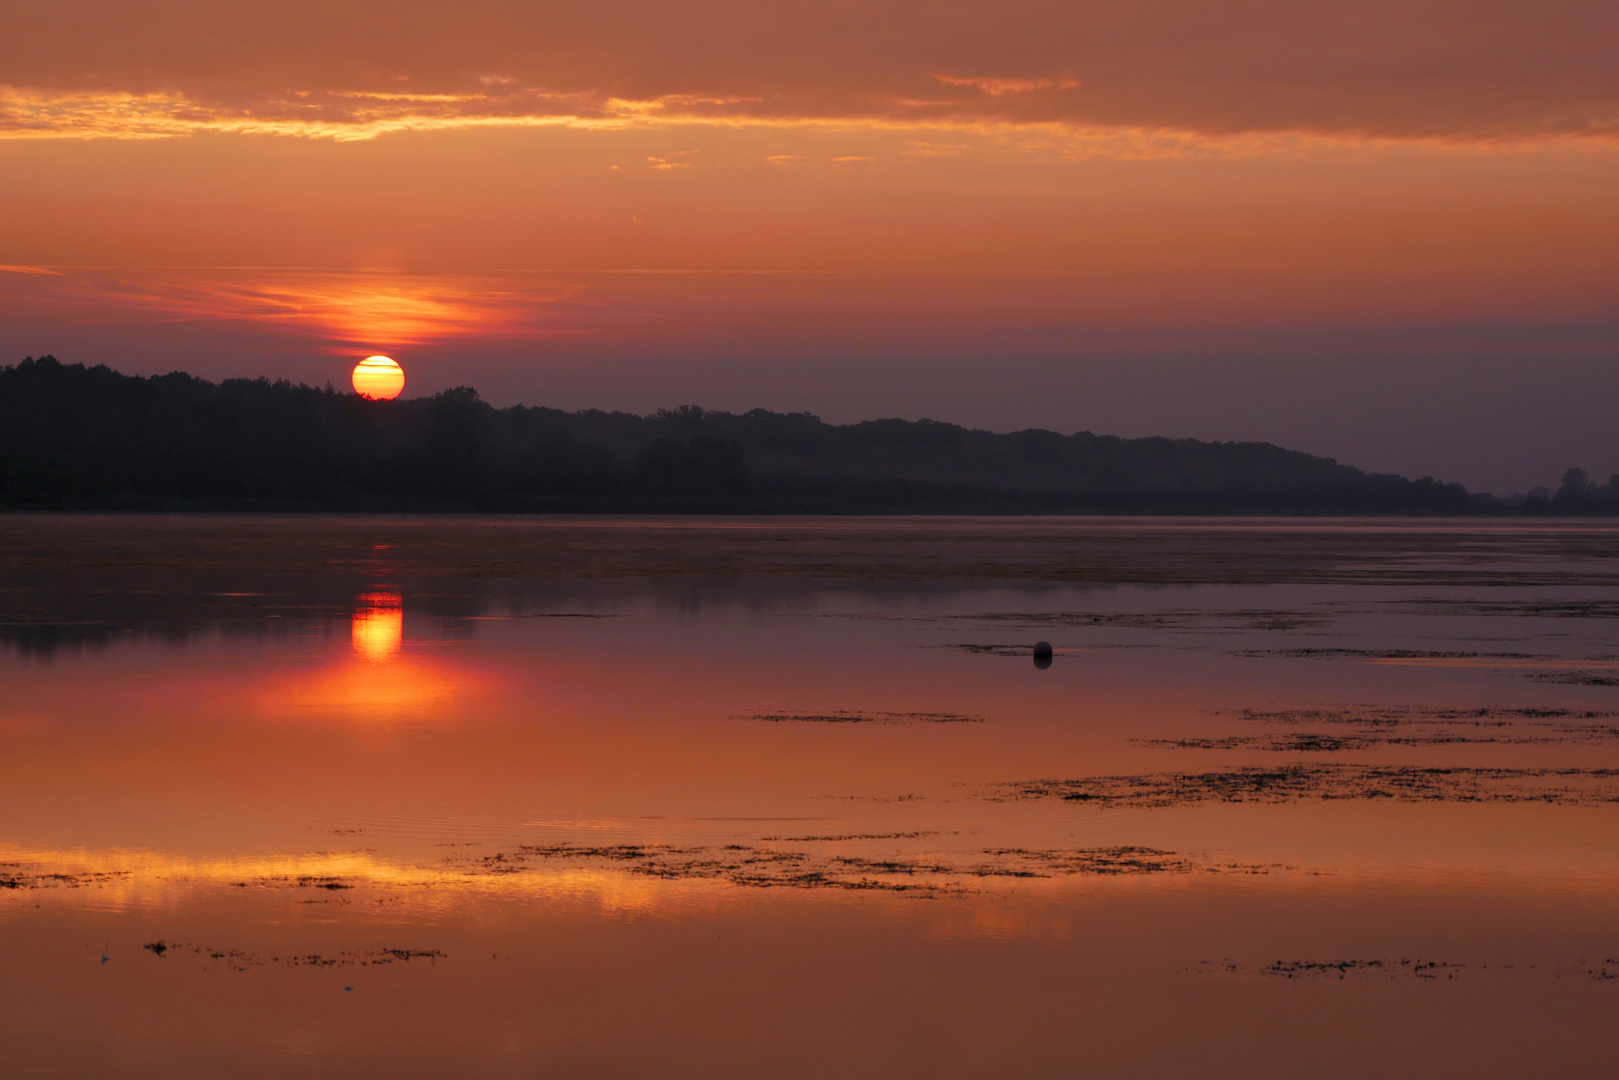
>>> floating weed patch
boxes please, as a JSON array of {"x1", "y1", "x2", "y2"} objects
[
  {"x1": 297, "y1": 876, "x2": 353, "y2": 890},
  {"x1": 281, "y1": 949, "x2": 444, "y2": 968},
  {"x1": 945, "y1": 610, "x2": 1332, "y2": 632},
  {"x1": 1529, "y1": 671, "x2": 1619, "y2": 687},
  {"x1": 1191, "y1": 957, "x2": 1619, "y2": 982},
  {"x1": 993, "y1": 764, "x2": 1619, "y2": 808},
  {"x1": 451, "y1": 842, "x2": 1276, "y2": 894},
  {"x1": 941, "y1": 643, "x2": 1031, "y2": 657},
  {"x1": 1241, "y1": 648, "x2": 1545, "y2": 660},
  {"x1": 1229, "y1": 705, "x2": 1616, "y2": 726},
  {"x1": 1140, "y1": 705, "x2": 1619, "y2": 751},
  {"x1": 1372, "y1": 598, "x2": 1619, "y2": 620},
  {"x1": 1264, "y1": 959, "x2": 1465, "y2": 980},
  {"x1": 1188, "y1": 958, "x2": 1469, "y2": 980},
  {"x1": 140, "y1": 942, "x2": 445, "y2": 970},
  {"x1": 1143, "y1": 732, "x2": 1568, "y2": 751},
  {"x1": 225, "y1": 875, "x2": 360, "y2": 891},
  {"x1": 0, "y1": 869, "x2": 132, "y2": 890}
]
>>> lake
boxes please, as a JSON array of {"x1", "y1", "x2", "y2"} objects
[{"x1": 3, "y1": 515, "x2": 1617, "y2": 1077}]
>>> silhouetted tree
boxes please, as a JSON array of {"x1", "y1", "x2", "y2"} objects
[
  {"x1": 0, "y1": 355, "x2": 1496, "y2": 514},
  {"x1": 1553, "y1": 467, "x2": 1597, "y2": 511},
  {"x1": 634, "y1": 436, "x2": 751, "y2": 497}
]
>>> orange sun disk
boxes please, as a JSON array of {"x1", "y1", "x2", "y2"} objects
[{"x1": 352, "y1": 355, "x2": 405, "y2": 400}]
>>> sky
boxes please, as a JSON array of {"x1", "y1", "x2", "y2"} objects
[{"x1": 2, "y1": 0, "x2": 1617, "y2": 494}]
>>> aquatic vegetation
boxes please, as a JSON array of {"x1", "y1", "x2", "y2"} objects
[{"x1": 994, "y1": 765, "x2": 1619, "y2": 808}]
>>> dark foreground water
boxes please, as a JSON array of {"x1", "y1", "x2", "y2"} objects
[{"x1": 3, "y1": 516, "x2": 1618, "y2": 1077}]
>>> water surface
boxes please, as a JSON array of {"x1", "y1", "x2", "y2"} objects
[{"x1": 3, "y1": 516, "x2": 1617, "y2": 1077}]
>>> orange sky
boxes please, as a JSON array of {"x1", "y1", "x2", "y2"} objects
[{"x1": 3, "y1": 0, "x2": 1617, "y2": 490}]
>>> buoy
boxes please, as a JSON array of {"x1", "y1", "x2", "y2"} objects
[{"x1": 1033, "y1": 641, "x2": 1053, "y2": 658}]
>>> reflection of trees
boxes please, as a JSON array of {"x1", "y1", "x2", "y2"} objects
[{"x1": 0, "y1": 578, "x2": 475, "y2": 659}]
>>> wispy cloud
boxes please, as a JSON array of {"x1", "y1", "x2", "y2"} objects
[
  {"x1": 8, "y1": 84, "x2": 1607, "y2": 161},
  {"x1": 15, "y1": 269, "x2": 589, "y2": 348},
  {"x1": 10, "y1": 0, "x2": 1616, "y2": 144},
  {"x1": 932, "y1": 74, "x2": 1081, "y2": 96},
  {"x1": 0, "y1": 85, "x2": 628, "y2": 142}
]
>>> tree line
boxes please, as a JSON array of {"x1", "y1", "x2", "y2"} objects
[{"x1": 0, "y1": 356, "x2": 1510, "y2": 514}]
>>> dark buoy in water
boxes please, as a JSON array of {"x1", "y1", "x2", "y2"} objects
[{"x1": 1033, "y1": 641, "x2": 1053, "y2": 669}]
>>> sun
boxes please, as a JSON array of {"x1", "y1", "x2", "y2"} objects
[{"x1": 352, "y1": 355, "x2": 405, "y2": 400}]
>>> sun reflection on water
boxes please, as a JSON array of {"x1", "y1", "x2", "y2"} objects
[
  {"x1": 0, "y1": 843, "x2": 682, "y2": 916},
  {"x1": 246, "y1": 591, "x2": 497, "y2": 718},
  {"x1": 352, "y1": 592, "x2": 402, "y2": 661}
]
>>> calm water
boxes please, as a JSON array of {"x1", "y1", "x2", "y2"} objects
[{"x1": 3, "y1": 516, "x2": 1618, "y2": 1077}]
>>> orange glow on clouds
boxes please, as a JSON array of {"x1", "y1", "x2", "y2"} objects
[
  {"x1": 351, "y1": 356, "x2": 405, "y2": 401},
  {"x1": 2, "y1": 0, "x2": 1616, "y2": 491},
  {"x1": 0, "y1": 269, "x2": 574, "y2": 349},
  {"x1": 5, "y1": 0, "x2": 1617, "y2": 142}
]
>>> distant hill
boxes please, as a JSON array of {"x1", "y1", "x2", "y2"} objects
[{"x1": 0, "y1": 355, "x2": 1503, "y2": 513}]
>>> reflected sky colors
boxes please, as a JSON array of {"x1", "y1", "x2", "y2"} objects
[{"x1": 4, "y1": 517, "x2": 1619, "y2": 1075}]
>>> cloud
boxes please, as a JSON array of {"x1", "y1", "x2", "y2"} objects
[
  {"x1": 932, "y1": 75, "x2": 1081, "y2": 96},
  {"x1": 17, "y1": 81, "x2": 1578, "y2": 162},
  {"x1": 3, "y1": 0, "x2": 1615, "y2": 143},
  {"x1": 0, "y1": 85, "x2": 632, "y2": 142},
  {"x1": 11, "y1": 269, "x2": 589, "y2": 348}
]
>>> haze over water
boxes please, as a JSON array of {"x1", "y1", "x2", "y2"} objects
[{"x1": 3, "y1": 516, "x2": 1618, "y2": 1077}]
